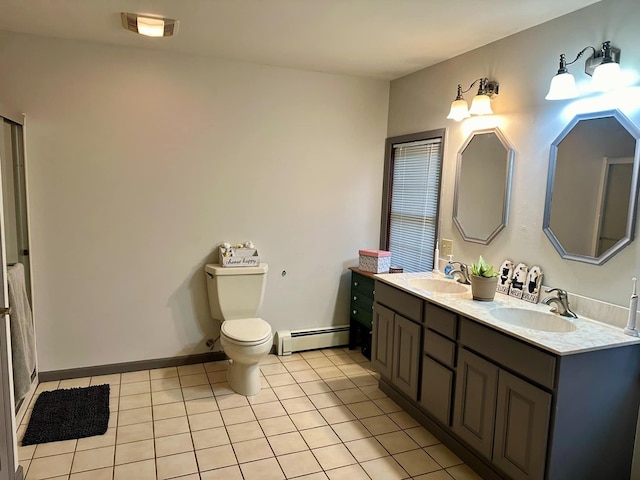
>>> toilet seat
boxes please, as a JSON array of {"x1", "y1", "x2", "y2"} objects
[{"x1": 221, "y1": 318, "x2": 272, "y2": 346}]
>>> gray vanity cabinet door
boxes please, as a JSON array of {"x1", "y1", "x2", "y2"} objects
[
  {"x1": 372, "y1": 303, "x2": 394, "y2": 380},
  {"x1": 420, "y1": 355, "x2": 453, "y2": 425},
  {"x1": 493, "y1": 370, "x2": 551, "y2": 480},
  {"x1": 391, "y1": 315, "x2": 421, "y2": 400},
  {"x1": 453, "y1": 348, "x2": 498, "y2": 459}
]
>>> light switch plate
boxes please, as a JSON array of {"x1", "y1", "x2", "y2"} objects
[{"x1": 441, "y1": 238, "x2": 453, "y2": 258}]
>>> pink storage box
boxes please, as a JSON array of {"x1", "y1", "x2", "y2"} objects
[{"x1": 358, "y1": 249, "x2": 391, "y2": 273}]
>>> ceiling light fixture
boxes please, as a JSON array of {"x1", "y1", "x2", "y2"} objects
[
  {"x1": 446, "y1": 78, "x2": 499, "y2": 121},
  {"x1": 545, "y1": 40, "x2": 621, "y2": 100},
  {"x1": 121, "y1": 12, "x2": 179, "y2": 38}
]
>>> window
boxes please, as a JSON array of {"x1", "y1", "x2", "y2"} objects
[{"x1": 380, "y1": 129, "x2": 444, "y2": 272}]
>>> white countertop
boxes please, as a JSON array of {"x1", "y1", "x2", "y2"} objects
[{"x1": 374, "y1": 271, "x2": 640, "y2": 356}]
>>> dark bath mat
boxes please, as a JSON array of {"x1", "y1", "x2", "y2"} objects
[{"x1": 21, "y1": 384, "x2": 110, "y2": 446}]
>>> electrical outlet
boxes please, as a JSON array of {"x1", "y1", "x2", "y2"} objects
[{"x1": 440, "y1": 238, "x2": 453, "y2": 258}]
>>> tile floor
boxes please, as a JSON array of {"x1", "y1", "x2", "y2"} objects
[{"x1": 17, "y1": 347, "x2": 484, "y2": 480}]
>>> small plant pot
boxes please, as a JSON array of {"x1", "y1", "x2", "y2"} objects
[{"x1": 470, "y1": 274, "x2": 498, "y2": 301}]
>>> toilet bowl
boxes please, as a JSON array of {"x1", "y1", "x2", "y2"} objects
[
  {"x1": 220, "y1": 317, "x2": 272, "y2": 396},
  {"x1": 205, "y1": 263, "x2": 272, "y2": 396}
]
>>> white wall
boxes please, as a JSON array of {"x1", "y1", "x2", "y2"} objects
[
  {"x1": 0, "y1": 32, "x2": 389, "y2": 371},
  {"x1": 388, "y1": 0, "x2": 640, "y2": 308}
]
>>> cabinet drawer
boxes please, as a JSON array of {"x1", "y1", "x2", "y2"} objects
[
  {"x1": 351, "y1": 303, "x2": 373, "y2": 328},
  {"x1": 424, "y1": 329, "x2": 456, "y2": 368},
  {"x1": 375, "y1": 281, "x2": 422, "y2": 323},
  {"x1": 460, "y1": 318, "x2": 556, "y2": 390},
  {"x1": 352, "y1": 273, "x2": 375, "y2": 294},
  {"x1": 351, "y1": 290, "x2": 374, "y2": 307},
  {"x1": 423, "y1": 302, "x2": 457, "y2": 339},
  {"x1": 420, "y1": 355, "x2": 453, "y2": 426}
]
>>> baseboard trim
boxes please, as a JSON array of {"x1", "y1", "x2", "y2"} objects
[
  {"x1": 39, "y1": 351, "x2": 228, "y2": 382},
  {"x1": 15, "y1": 464, "x2": 23, "y2": 480}
]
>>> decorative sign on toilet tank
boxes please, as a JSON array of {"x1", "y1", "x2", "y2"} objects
[{"x1": 219, "y1": 241, "x2": 260, "y2": 267}]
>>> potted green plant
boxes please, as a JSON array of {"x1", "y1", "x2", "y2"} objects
[{"x1": 470, "y1": 255, "x2": 499, "y2": 301}]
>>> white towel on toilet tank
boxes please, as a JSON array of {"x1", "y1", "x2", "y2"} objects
[{"x1": 8, "y1": 263, "x2": 36, "y2": 402}]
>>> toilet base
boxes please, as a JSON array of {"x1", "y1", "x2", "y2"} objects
[
  {"x1": 220, "y1": 327, "x2": 272, "y2": 397},
  {"x1": 227, "y1": 360, "x2": 262, "y2": 396}
]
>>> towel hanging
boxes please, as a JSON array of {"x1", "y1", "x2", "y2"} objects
[{"x1": 7, "y1": 263, "x2": 35, "y2": 402}]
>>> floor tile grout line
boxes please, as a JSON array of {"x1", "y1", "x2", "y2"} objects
[
  {"x1": 289, "y1": 351, "x2": 414, "y2": 479},
  {"x1": 257, "y1": 354, "x2": 381, "y2": 480},
  {"x1": 18, "y1": 349, "x2": 472, "y2": 480}
]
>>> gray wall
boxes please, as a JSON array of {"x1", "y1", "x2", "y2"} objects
[{"x1": 388, "y1": 0, "x2": 640, "y2": 307}]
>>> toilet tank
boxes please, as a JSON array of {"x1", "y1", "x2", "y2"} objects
[{"x1": 205, "y1": 264, "x2": 268, "y2": 320}]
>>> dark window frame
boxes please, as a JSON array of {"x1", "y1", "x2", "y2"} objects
[{"x1": 380, "y1": 128, "x2": 445, "y2": 270}]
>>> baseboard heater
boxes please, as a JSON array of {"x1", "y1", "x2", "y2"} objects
[{"x1": 275, "y1": 325, "x2": 350, "y2": 355}]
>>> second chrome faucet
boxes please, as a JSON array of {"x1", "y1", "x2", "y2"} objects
[{"x1": 543, "y1": 288, "x2": 577, "y2": 318}]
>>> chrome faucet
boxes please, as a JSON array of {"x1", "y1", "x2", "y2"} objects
[
  {"x1": 450, "y1": 262, "x2": 471, "y2": 285},
  {"x1": 543, "y1": 288, "x2": 577, "y2": 318}
]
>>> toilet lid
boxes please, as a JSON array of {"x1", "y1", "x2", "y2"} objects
[{"x1": 222, "y1": 318, "x2": 272, "y2": 345}]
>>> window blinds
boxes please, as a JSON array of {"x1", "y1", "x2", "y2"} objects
[{"x1": 388, "y1": 138, "x2": 442, "y2": 273}]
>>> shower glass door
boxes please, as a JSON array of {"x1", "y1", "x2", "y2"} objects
[
  {"x1": 0, "y1": 118, "x2": 22, "y2": 480},
  {"x1": 0, "y1": 111, "x2": 26, "y2": 480},
  {"x1": 1, "y1": 119, "x2": 30, "y2": 302}
]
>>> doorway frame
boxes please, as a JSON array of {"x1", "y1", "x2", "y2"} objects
[{"x1": 591, "y1": 156, "x2": 634, "y2": 256}]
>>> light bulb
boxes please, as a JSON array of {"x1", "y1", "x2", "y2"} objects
[
  {"x1": 592, "y1": 62, "x2": 621, "y2": 91},
  {"x1": 137, "y1": 17, "x2": 165, "y2": 37},
  {"x1": 545, "y1": 72, "x2": 578, "y2": 100},
  {"x1": 469, "y1": 95, "x2": 492, "y2": 115},
  {"x1": 447, "y1": 99, "x2": 470, "y2": 121}
]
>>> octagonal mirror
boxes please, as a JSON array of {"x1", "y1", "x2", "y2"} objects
[
  {"x1": 453, "y1": 128, "x2": 514, "y2": 244},
  {"x1": 543, "y1": 110, "x2": 640, "y2": 265}
]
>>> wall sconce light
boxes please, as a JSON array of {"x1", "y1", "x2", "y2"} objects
[
  {"x1": 447, "y1": 78, "x2": 499, "y2": 121},
  {"x1": 545, "y1": 41, "x2": 621, "y2": 100},
  {"x1": 121, "y1": 12, "x2": 179, "y2": 37}
]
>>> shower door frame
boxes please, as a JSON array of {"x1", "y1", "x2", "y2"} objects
[{"x1": 0, "y1": 107, "x2": 27, "y2": 480}]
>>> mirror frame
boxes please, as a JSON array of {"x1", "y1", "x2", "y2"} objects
[
  {"x1": 543, "y1": 109, "x2": 640, "y2": 265},
  {"x1": 453, "y1": 127, "x2": 514, "y2": 245}
]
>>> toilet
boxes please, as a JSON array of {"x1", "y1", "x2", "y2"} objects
[{"x1": 205, "y1": 263, "x2": 272, "y2": 396}]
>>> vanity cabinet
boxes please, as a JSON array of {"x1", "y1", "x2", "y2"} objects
[
  {"x1": 372, "y1": 280, "x2": 640, "y2": 480},
  {"x1": 371, "y1": 303, "x2": 394, "y2": 379},
  {"x1": 420, "y1": 303, "x2": 457, "y2": 426},
  {"x1": 453, "y1": 348, "x2": 551, "y2": 480},
  {"x1": 391, "y1": 314, "x2": 421, "y2": 399},
  {"x1": 372, "y1": 281, "x2": 422, "y2": 400},
  {"x1": 493, "y1": 369, "x2": 551, "y2": 480},
  {"x1": 452, "y1": 348, "x2": 498, "y2": 459},
  {"x1": 455, "y1": 317, "x2": 552, "y2": 480}
]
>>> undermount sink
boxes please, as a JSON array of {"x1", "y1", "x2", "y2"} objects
[
  {"x1": 407, "y1": 278, "x2": 468, "y2": 294},
  {"x1": 489, "y1": 307, "x2": 577, "y2": 333}
]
